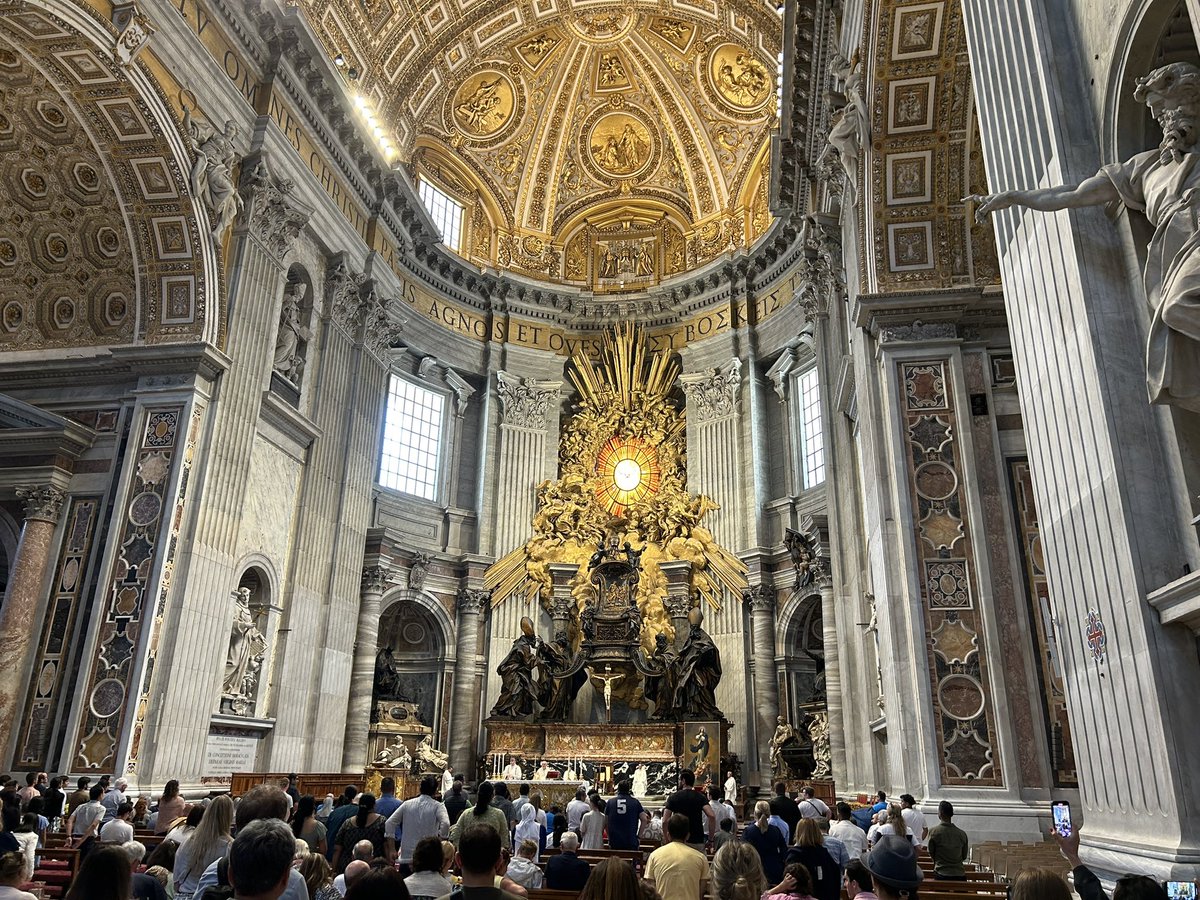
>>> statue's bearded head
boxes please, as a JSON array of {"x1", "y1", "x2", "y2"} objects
[{"x1": 1135, "y1": 62, "x2": 1200, "y2": 161}]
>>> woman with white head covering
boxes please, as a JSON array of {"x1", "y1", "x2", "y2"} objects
[{"x1": 514, "y1": 803, "x2": 543, "y2": 861}]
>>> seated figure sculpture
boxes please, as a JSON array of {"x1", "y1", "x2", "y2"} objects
[{"x1": 417, "y1": 734, "x2": 449, "y2": 770}]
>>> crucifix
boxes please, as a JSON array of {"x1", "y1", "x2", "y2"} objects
[{"x1": 589, "y1": 664, "x2": 625, "y2": 724}]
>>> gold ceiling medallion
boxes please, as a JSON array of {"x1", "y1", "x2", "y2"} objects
[
  {"x1": 566, "y1": 10, "x2": 635, "y2": 44},
  {"x1": 594, "y1": 49, "x2": 634, "y2": 93},
  {"x1": 646, "y1": 16, "x2": 696, "y2": 54},
  {"x1": 584, "y1": 108, "x2": 657, "y2": 181},
  {"x1": 707, "y1": 43, "x2": 773, "y2": 113},
  {"x1": 513, "y1": 28, "x2": 561, "y2": 71},
  {"x1": 447, "y1": 69, "x2": 522, "y2": 143}
]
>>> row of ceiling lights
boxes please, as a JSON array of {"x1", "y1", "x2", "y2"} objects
[{"x1": 333, "y1": 52, "x2": 398, "y2": 163}]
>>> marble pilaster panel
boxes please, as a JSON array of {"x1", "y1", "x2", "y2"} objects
[
  {"x1": 342, "y1": 566, "x2": 389, "y2": 770},
  {"x1": 744, "y1": 585, "x2": 779, "y2": 778},
  {"x1": 449, "y1": 588, "x2": 489, "y2": 771}
]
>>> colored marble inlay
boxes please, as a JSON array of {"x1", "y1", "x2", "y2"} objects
[
  {"x1": 71, "y1": 406, "x2": 183, "y2": 771},
  {"x1": 899, "y1": 360, "x2": 1002, "y2": 786},
  {"x1": 15, "y1": 496, "x2": 100, "y2": 768},
  {"x1": 1009, "y1": 459, "x2": 1077, "y2": 787}
]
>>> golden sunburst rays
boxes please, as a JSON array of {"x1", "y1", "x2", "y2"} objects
[{"x1": 484, "y1": 324, "x2": 745, "y2": 622}]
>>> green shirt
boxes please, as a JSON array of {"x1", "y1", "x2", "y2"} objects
[
  {"x1": 449, "y1": 805, "x2": 511, "y2": 850},
  {"x1": 927, "y1": 821, "x2": 969, "y2": 877}
]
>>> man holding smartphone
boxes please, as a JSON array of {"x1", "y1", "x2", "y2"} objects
[{"x1": 1056, "y1": 829, "x2": 1171, "y2": 900}]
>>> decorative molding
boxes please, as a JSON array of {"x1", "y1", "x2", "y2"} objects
[
  {"x1": 16, "y1": 485, "x2": 66, "y2": 523},
  {"x1": 743, "y1": 584, "x2": 777, "y2": 613},
  {"x1": 794, "y1": 214, "x2": 846, "y2": 321},
  {"x1": 239, "y1": 158, "x2": 311, "y2": 264},
  {"x1": 325, "y1": 259, "x2": 367, "y2": 336},
  {"x1": 112, "y1": 2, "x2": 155, "y2": 66},
  {"x1": 420, "y1": 358, "x2": 477, "y2": 414},
  {"x1": 408, "y1": 553, "x2": 433, "y2": 592},
  {"x1": 663, "y1": 593, "x2": 692, "y2": 619},
  {"x1": 361, "y1": 293, "x2": 405, "y2": 360},
  {"x1": 766, "y1": 349, "x2": 798, "y2": 402},
  {"x1": 496, "y1": 370, "x2": 557, "y2": 429},
  {"x1": 783, "y1": 522, "x2": 830, "y2": 592},
  {"x1": 679, "y1": 358, "x2": 742, "y2": 423},
  {"x1": 455, "y1": 587, "x2": 490, "y2": 616},
  {"x1": 879, "y1": 321, "x2": 958, "y2": 344},
  {"x1": 361, "y1": 566, "x2": 390, "y2": 594}
]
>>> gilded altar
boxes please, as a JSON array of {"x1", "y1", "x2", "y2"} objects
[{"x1": 545, "y1": 724, "x2": 675, "y2": 761}]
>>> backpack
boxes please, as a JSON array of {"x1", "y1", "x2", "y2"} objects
[{"x1": 198, "y1": 857, "x2": 234, "y2": 900}]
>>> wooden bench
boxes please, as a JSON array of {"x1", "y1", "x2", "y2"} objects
[{"x1": 528, "y1": 890, "x2": 582, "y2": 900}]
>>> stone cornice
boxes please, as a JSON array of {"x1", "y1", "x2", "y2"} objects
[{"x1": 854, "y1": 288, "x2": 1008, "y2": 343}]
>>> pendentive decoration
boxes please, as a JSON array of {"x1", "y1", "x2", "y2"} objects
[{"x1": 1084, "y1": 609, "x2": 1107, "y2": 666}]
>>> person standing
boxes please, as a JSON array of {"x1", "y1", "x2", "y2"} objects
[
  {"x1": 440, "y1": 767, "x2": 455, "y2": 799},
  {"x1": 798, "y1": 788, "x2": 830, "y2": 821},
  {"x1": 323, "y1": 786, "x2": 361, "y2": 862},
  {"x1": 723, "y1": 771, "x2": 738, "y2": 808},
  {"x1": 829, "y1": 803, "x2": 867, "y2": 860},
  {"x1": 441, "y1": 824, "x2": 526, "y2": 900},
  {"x1": 443, "y1": 779, "x2": 468, "y2": 826},
  {"x1": 565, "y1": 789, "x2": 590, "y2": 835},
  {"x1": 644, "y1": 814, "x2": 709, "y2": 900},
  {"x1": 155, "y1": 781, "x2": 190, "y2": 835},
  {"x1": 65, "y1": 785, "x2": 106, "y2": 856},
  {"x1": 604, "y1": 781, "x2": 647, "y2": 851},
  {"x1": 769, "y1": 782, "x2": 801, "y2": 841},
  {"x1": 43, "y1": 777, "x2": 65, "y2": 825},
  {"x1": 386, "y1": 775, "x2": 450, "y2": 873},
  {"x1": 66, "y1": 777, "x2": 90, "y2": 819},
  {"x1": 742, "y1": 801, "x2": 788, "y2": 884},
  {"x1": 579, "y1": 794, "x2": 606, "y2": 851},
  {"x1": 449, "y1": 782, "x2": 510, "y2": 851},
  {"x1": 374, "y1": 777, "x2": 402, "y2": 820},
  {"x1": 925, "y1": 801, "x2": 968, "y2": 880},
  {"x1": 101, "y1": 778, "x2": 128, "y2": 823},
  {"x1": 665, "y1": 769, "x2": 716, "y2": 852},
  {"x1": 898, "y1": 795, "x2": 927, "y2": 847}
]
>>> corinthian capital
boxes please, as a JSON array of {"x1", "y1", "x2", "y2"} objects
[
  {"x1": 17, "y1": 485, "x2": 65, "y2": 523},
  {"x1": 361, "y1": 565, "x2": 390, "y2": 593},
  {"x1": 456, "y1": 588, "x2": 491, "y2": 616},
  {"x1": 239, "y1": 158, "x2": 310, "y2": 264},
  {"x1": 742, "y1": 584, "x2": 777, "y2": 613},
  {"x1": 496, "y1": 371, "x2": 558, "y2": 429},
  {"x1": 679, "y1": 358, "x2": 742, "y2": 423}
]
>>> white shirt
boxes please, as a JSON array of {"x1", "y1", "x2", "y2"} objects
[
  {"x1": 534, "y1": 765, "x2": 552, "y2": 780},
  {"x1": 707, "y1": 799, "x2": 733, "y2": 838},
  {"x1": 724, "y1": 777, "x2": 737, "y2": 801},
  {"x1": 830, "y1": 820, "x2": 867, "y2": 859},
  {"x1": 901, "y1": 807, "x2": 928, "y2": 845},
  {"x1": 502, "y1": 764, "x2": 523, "y2": 781},
  {"x1": 799, "y1": 797, "x2": 830, "y2": 818},
  {"x1": 100, "y1": 818, "x2": 135, "y2": 843},
  {"x1": 566, "y1": 798, "x2": 590, "y2": 830},
  {"x1": 441, "y1": 770, "x2": 455, "y2": 797},
  {"x1": 385, "y1": 793, "x2": 450, "y2": 863}
]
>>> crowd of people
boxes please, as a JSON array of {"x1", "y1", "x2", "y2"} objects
[{"x1": 0, "y1": 767, "x2": 1175, "y2": 900}]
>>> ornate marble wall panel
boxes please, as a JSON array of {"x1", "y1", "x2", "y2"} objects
[
  {"x1": 896, "y1": 359, "x2": 1002, "y2": 786},
  {"x1": 0, "y1": 9, "x2": 214, "y2": 345},
  {"x1": 1009, "y1": 458, "x2": 1076, "y2": 787},
  {"x1": 70, "y1": 405, "x2": 187, "y2": 771},
  {"x1": 14, "y1": 495, "x2": 102, "y2": 768}
]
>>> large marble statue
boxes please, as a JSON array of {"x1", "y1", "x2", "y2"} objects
[
  {"x1": 672, "y1": 608, "x2": 723, "y2": 719},
  {"x1": 808, "y1": 711, "x2": 832, "y2": 780},
  {"x1": 182, "y1": 104, "x2": 242, "y2": 238},
  {"x1": 969, "y1": 61, "x2": 1200, "y2": 412},
  {"x1": 819, "y1": 51, "x2": 870, "y2": 197},
  {"x1": 373, "y1": 738, "x2": 408, "y2": 768},
  {"x1": 417, "y1": 734, "x2": 449, "y2": 770},
  {"x1": 374, "y1": 646, "x2": 403, "y2": 700},
  {"x1": 632, "y1": 764, "x2": 649, "y2": 797},
  {"x1": 223, "y1": 588, "x2": 266, "y2": 704},
  {"x1": 490, "y1": 616, "x2": 540, "y2": 719},
  {"x1": 273, "y1": 283, "x2": 309, "y2": 384},
  {"x1": 537, "y1": 634, "x2": 584, "y2": 721},
  {"x1": 644, "y1": 633, "x2": 679, "y2": 720},
  {"x1": 769, "y1": 715, "x2": 797, "y2": 780}
]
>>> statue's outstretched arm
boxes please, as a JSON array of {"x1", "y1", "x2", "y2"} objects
[{"x1": 966, "y1": 173, "x2": 1120, "y2": 224}]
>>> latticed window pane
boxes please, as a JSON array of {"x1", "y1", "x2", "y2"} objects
[
  {"x1": 799, "y1": 367, "x2": 825, "y2": 488},
  {"x1": 379, "y1": 375, "x2": 444, "y2": 500},
  {"x1": 418, "y1": 179, "x2": 463, "y2": 252}
]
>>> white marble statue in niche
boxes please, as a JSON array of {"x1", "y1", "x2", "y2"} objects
[
  {"x1": 222, "y1": 587, "x2": 267, "y2": 716},
  {"x1": 970, "y1": 62, "x2": 1200, "y2": 412},
  {"x1": 273, "y1": 281, "x2": 310, "y2": 385}
]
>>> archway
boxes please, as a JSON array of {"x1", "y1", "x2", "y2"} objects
[
  {"x1": 374, "y1": 589, "x2": 454, "y2": 748},
  {"x1": 778, "y1": 592, "x2": 827, "y2": 779}
]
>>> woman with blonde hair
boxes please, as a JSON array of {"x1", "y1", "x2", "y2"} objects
[
  {"x1": 785, "y1": 819, "x2": 839, "y2": 900},
  {"x1": 299, "y1": 852, "x2": 340, "y2": 900},
  {"x1": 710, "y1": 841, "x2": 767, "y2": 900},
  {"x1": 1007, "y1": 868, "x2": 1071, "y2": 900},
  {"x1": 172, "y1": 794, "x2": 234, "y2": 900},
  {"x1": 874, "y1": 805, "x2": 910, "y2": 845},
  {"x1": 742, "y1": 800, "x2": 787, "y2": 884}
]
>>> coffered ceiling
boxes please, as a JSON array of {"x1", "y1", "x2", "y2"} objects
[{"x1": 299, "y1": 0, "x2": 782, "y2": 292}]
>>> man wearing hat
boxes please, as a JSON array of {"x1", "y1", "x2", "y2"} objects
[{"x1": 863, "y1": 835, "x2": 923, "y2": 899}]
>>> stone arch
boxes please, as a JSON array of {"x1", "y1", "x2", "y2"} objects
[
  {"x1": 0, "y1": 2, "x2": 221, "y2": 348},
  {"x1": 377, "y1": 587, "x2": 456, "y2": 743},
  {"x1": 774, "y1": 588, "x2": 826, "y2": 778},
  {"x1": 223, "y1": 553, "x2": 282, "y2": 719}
]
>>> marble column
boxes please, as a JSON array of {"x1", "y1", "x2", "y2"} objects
[
  {"x1": 492, "y1": 372, "x2": 559, "y2": 556},
  {"x1": 744, "y1": 584, "x2": 778, "y2": 780},
  {"x1": 548, "y1": 563, "x2": 578, "y2": 641},
  {"x1": 0, "y1": 485, "x2": 65, "y2": 763},
  {"x1": 659, "y1": 559, "x2": 693, "y2": 650},
  {"x1": 449, "y1": 588, "x2": 489, "y2": 772},
  {"x1": 818, "y1": 579, "x2": 846, "y2": 786},
  {"x1": 342, "y1": 565, "x2": 390, "y2": 771}
]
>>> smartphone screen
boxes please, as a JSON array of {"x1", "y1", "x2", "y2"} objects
[
  {"x1": 1165, "y1": 882, "x2": 1197, "y2": 900},
  {"x1": 1051, "y1": 800, "x2": 1072, "y2": 837}
]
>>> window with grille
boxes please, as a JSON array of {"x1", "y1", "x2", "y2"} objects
[
  {"x1": 417, "y1": 178, "x2": 464, "y2": 252},
  {"x1": 379, "y1": 375, "x2": 445, "y2": 501},
  {"x1": 798, "y1": 367, "x2": 825, "y2": 488}
]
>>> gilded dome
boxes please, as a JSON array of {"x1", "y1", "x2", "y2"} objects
[{"x1": 299, "y1": 1, "x2": 782, "y2": 292}]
